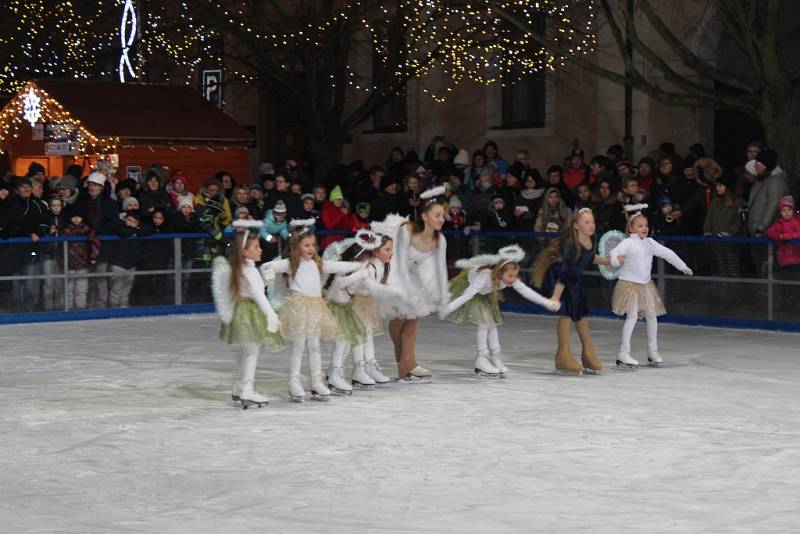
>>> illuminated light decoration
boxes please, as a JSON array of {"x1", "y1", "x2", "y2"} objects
[
  {"x1": 119, "y1": 0, "x2": 138, "y2": 82},
  {"x1": 22, "y1": 87, "x2": 41, "y2": 127}
]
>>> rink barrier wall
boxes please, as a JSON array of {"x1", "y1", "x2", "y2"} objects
[{"x1": 1, "y1": 230, "x2": 798, "y2": 329}]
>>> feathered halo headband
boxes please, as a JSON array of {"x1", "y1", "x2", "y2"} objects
[
  {"x1": 288, "y1": 217, "x2": 316, "y2": 237},
  {"x1": 232, "y1": 219, "x2": 263, "y2": 240},
  {"x1": 420, "y1": 185, "x2": 446, "y2": 206},
  {"x1": 623, "y1": 203, "x2": 649, "y2": 222},
  {"x1": 454, "y1": 243, "x2": 526, "y2": 270}
]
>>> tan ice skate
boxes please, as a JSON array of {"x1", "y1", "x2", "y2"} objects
[
  {"x1": 577, "y1": 318, "x2": 603, "y2": 374},
  {"x1": 554, "y1": 317, "x2": 583, "y2": 375}
]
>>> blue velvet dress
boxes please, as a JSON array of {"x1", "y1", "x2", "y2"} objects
[{"x1": 542, "y1": 238, "x2": 595, "y2": 321}]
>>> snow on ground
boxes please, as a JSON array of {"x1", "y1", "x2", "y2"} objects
[{"x1": 1, "y1": 313, "x2": 799, "y2": 533}]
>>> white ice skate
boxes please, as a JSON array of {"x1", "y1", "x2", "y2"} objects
[
  {"x1": 327, "y1": 366, "x2": 353, "y2": 396},
  {"x1": 397, "y1": 365, "x2": 433, "y2": 384},
  {"x1": 647, "y1": 351, "x2": 664, "y2": 368},
  {"x1": 231, "y1": 379, "x2": 242, "y2": 402},
  {"x1": 474, "y1": 350, "x2": 501, "y2": 378},
  {"x1": 288, "y1": 376, "x2": 306, "y2": 403},
  {"x1": 309, "y1": 372, "x2": 331, "y2": 401},
  {"x1": 615, "y1": 352, "x2": 639, "y2": 371},
  {"x1": 365, "y1": 360, "x2": 391, "y2": 387},
  {"x1": 239, "y1": 381, "x2": 268, "y2": 409},
  {"x1": 352, "y1": 361, "x2": 377, "y2": 389},
  {"x1": 488, "y1": 348, "x2": 509, "y2": 376}
]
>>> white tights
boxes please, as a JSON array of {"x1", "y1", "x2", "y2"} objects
[
  {"x1": 619, "y1": 305, "x2": 659, "y2": 355},
  {"x1": 238, "y1": 343, "x2": 260, "y2": 384},
  {"x1": 476, "y1": 324, "x2": 501, "y2": 353},
  {"x1": 289, "y1": 336, "x2": 323, "y2": 382}
]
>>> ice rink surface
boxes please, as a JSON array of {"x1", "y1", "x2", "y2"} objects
[{"x1": 1, "y1": 313, "x2": 799, "y2": 533}]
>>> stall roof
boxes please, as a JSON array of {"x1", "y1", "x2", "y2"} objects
[{"x1": 34, "y1": 79, "x2": 254, "y2": 143}]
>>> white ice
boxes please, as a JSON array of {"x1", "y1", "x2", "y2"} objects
[{"x1": 1, "y1": 313, "x2": 799, "y2": 533}]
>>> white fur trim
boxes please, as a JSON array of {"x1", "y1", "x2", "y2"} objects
[
  {"x1": 420, "y1": 185, "x2": 446, "y2": 200},
  {"x1": 322, "y1": 238, "x2": 356, "y2": 261},
  {"x1": 289, "y1": 217, "x2": 316, "y2": 229},
  {"x1": 211, "y1": 257, "x2": 234, "y2": 324},
  {"x1": 624, "y1": 203, "x2": 649, "y2": 213},
  {"x1": 232, "y1": 219, "x2": 264, "y2": 230},
  {"x1": 354, "y1": 228, "x2": 382, "y2": 251}
]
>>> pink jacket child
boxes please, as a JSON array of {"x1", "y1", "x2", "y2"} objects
[{"x1": 766, "y1": 195, "x2": 800, "y2": 268}]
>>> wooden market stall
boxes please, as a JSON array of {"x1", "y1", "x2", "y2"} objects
[{"x1": 0, "y1": 79, "x2": 254, "y2": 188}]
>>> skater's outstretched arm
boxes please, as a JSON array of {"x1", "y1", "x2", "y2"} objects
[
  {"x1": 609, "y1": 240, "x2": 630, "y2": 269},
  {"x1": 260, "y1": 258, "x2": 290, "y2": 278},
  {"x1": 358, "y1": 273, "x2": 404, "y2": 300},
  {"x1": 648, "y1": 238, "x2": 692, "y2": 275},
  {"x1": 322, "y1": 260, "x2": 364, "y2": 275},
  {"x1": 439, "y1": 271, "x2": 487, "y2": 318},
  {"x1": 511, "y1": 280, "x2": 560, "y2": 312}
]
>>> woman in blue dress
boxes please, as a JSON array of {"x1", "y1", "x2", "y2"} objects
[{"x1": 533, "y1": 208, "x2": 612, "y2": 375}]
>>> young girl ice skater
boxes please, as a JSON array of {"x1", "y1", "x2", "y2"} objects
[
  {"x1": 261, "y1": 219, "x2": 363, "y2": 402},
  {"x1": 377, "y1": 186, "x2": 450, "y2": 383},
  {"x1": 609, "y1": 205, "x2": 693, "y2": 369},
  {"x1": 323, "y1": 229, "x2": 403, "y2": 394},
  {"x1": 212, "y1": 220, "x2": 283, "y2": 409},
  {"x1": 533, "y1": 208, "x2": 611, "y2": 375},
  {"x1": 440, "y1": 244, "x2": 561, "y2": 377}
]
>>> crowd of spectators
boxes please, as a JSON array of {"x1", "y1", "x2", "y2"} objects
[{"x1": 1, "y1": 136, "x2": 798, "y2": 312}]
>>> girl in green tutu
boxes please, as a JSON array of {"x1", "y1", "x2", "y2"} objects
[
  {"x1": 440, "y1": 244, "x2": 561, "y2": 377},
  {"x1": 323, "y1": 229, "x2": 403, "y2": 394},
  {"x1": 212, "y1": 220, "x2": 283, "y2": 408}
]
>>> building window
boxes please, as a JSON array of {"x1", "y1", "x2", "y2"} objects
[
  {"x1": 501, "y1": 71, "x2": 546, "y2": 129},
  {"x1": 371, "y1": 51, "x2": 407, "y2": 133}
]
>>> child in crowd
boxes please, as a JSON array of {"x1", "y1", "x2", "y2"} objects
[
  {"x1": 109, "y1": 211, "x2": 153, "y2": 308},
  {"x1": 652, "y1": 196, "x2": 682, "y2": 236},
  {"x1": 703, "y1": 171, "x2": 743, "y2": 278},
  {"x1": 41, "y1": 196, "x2": 67, "y2": 310},
  {"x1": 260, "y1": 201, "x2": 290, "y2": 242},
  {"x1": 61, "y1": 204, "x2": 100, "y2": 309},
  {"x1": 767, "y1": 195, "x2": 800, "y2": 273}
]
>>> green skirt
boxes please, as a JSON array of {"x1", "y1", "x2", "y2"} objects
[
  {"x1": 446, "y1": 270, "x2": 504, "y2": 326},
  {"x1": 326, "y1": 300, "x2": 367, "y2": 346},
  {"x1": 219, "y1": 299, "x2": 284, "y2": 350}
]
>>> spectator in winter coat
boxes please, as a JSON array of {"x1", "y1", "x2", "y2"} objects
[
  {"x1": 217, "y1": 171, "x2": 236, "y2": 200},
  {"x1": 636, "y1": 157, "x2": 657, "y2": 193},
  {"x1": 669, "y1": 158, "x2": 707, "y2": 235},
  {"x1": 320, "y1": 186, "x2": 359, "y2": 249},
  {"x1": 0, "y1": 180, "x2": 22, "y2": 239},
  {"x1": 590, "y1": 155, "x2": 616, "y2": 189},
  {"x1": 61, "y1": 203, "x2": 100, "y2": 309},
  {"x1": 56, "y1": 175, "x2": 80, "y2": 207},
  {"x1": 138, "y1": 171, "x2": 173, "y2": 218},
  {"x1": 76, "y1": 172, "x2": 119, "y2": 308},
  {"x1": 248, "y1": 184, "x2": 265, "y2": 220},
  {"x1": 263, "y1": 170, "x2": 301, "y2": 218},
  {"x1": 617, "y1": 177, "x2": 649, "y2": 208},
  {"x1": 369, "y1": 174, "x2": 405, "y2": 222},
  {"x1": 703, "y1": 171, "x2": 744, "y2": 277},
  {"x1": 514, "y1": 173, "x2": 546, "y2": 230},
  {"x1": 424, "y1": 136, "x2": 457, "y2": 181},
  {"x1": 592, "y1": 180, "x2": 626, "y2": 235},
  {"x1": 535, "y1": 187, "x2": 573, "y2": 235},
  {"x1": 230, "y1": 185, "x2": 258, "y2": 221},
  {"x1": 114, "y1": 178, "x2": 138, "y2": 211},
  {"x1": 563, "y1": 148, "x2": 591, "y2": 189},
  {"x1": 469, "y1": 168, "x2": 497, "y2": 227},
  {"x1": 447, "y1": 172, "x2": 472, "y2": 209},
  {"x1": 544, "y1": 165, "x2": 575, "y2": 209},
  {"x1": 403, "y1": 175, "x2": 423, "y2": 222},
  {"x1": 483, "y1": 140, "x2": 510, "y2": 175},
  {"x1": 767, "y1": 195, "x2": 800, "y2": 271},
  {"x1": 194, "y1": 177, "x2": 232, "y2": 264},
  {"x1": 260, "y1": 201, "x2": 290, "y2": 242},
  {"x1": 13, "y1": 176, "x2": 50, "y2": 310},
  {"x1": 167, "y1": 170, "x2": 193, "y2": 210},
  {"x1": 465, "y1": 150, "x2": 487, "y2": 190},
  {"x1": 746, "y1": 149, "x2": 790, "y2": 237},
  {"x1": 41, "y1": 196, "x2": 68, "y2": 309},
  {"x1": 109, "y1": 211, "x2": 153, "y2": 308}
]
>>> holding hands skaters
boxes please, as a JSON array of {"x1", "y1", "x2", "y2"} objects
[
  {"x1": 213, "y1": 220, "x2": 283, "y2": 409},
  {"x1": 440, "y1": 244, "x2": 560, "y2": 377},
  {"x1": 609, "y1": 204, "x2": 693, "y2": 369}
]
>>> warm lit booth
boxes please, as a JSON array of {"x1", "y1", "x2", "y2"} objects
[{"x1": 0, "y1": 79, "x2": 254, "y2": 186}]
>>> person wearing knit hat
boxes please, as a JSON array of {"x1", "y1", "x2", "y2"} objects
[
  {"x1": 767, "y1": 195, "x2": 800, "y2": 268},
  {"x1": 329, "y1": 185, "x2": 344, "y2": 203},
  {"x1": 115, "y1": 178, "x2": 137, "y2": 199},
  {"x1": 235, "y1": 206, "x2": 252, "y2": 219},
  {"x1": 746, "y1": 148, "x2": 789, "y2": 237},
  {"x1": 86, "y1": 172, "x2": 106, "y2": 187},
  {"x1": 178, "y1": 196, "x2": 194, "y2": 210},
  {"x1": 27, "y1": 161, "x2": 46, "y2": 179},
  {"x1": 122, "y1": 196, "x2": 140, "y2": 213},
  {"x1": 449, "y1": 195, "x2": 463, "y2": 210},
  {"x1": 453, "y1": 149, "x2": 470, "y2": 168}
]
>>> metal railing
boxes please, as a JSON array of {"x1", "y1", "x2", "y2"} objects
[{"x1": 1, "y1": 230, "x2": 798, "y2": 327}]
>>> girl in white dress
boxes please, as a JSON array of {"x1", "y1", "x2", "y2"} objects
[{"x1": 380, "y1": 186, "x2": 450, "y2": 382}]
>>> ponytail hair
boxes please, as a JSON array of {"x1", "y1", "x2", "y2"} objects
[{"x1": 532, "y1": 208, "x2": 593, "y2": 288}]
